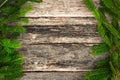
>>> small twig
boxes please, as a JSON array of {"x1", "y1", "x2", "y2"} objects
[{"x1": 0, "y1": 0, "x2": 8, "y2": 8}]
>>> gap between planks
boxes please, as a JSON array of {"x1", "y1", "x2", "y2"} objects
[{"x1": 23, "y1": 69, "x2": 92, "y2": 72}]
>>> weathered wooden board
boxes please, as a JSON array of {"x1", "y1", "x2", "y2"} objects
[
  {"x1": 25, "y1": 17, "x2": 97, "y2": 26},
  {"x1": 24, "y1": 0, "x2": 99, "y2": 26},
  {"x1": 19, "y1": 43, "x2": 107, "y2": 71},
  {"x1": 19, "y1": 0, "x2": 104, "y2": 72},
  {"x1": 25, "y1": 0, "x2": 99, "y2": 17},
  {"x1": 20, "y1": 25, "x2": 102, "y2": 44},
  {"x1": 19, "y1": 1, "x2": 107, "y2": 80},
  {"x1": 21, "y1": 72, "x2": 84, "y2": 80}
]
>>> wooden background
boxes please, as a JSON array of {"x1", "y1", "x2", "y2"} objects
[{"x1": 19, "y1": 0, "x2": 105, "y2": 80}]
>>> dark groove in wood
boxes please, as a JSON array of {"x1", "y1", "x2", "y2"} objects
[
  {"x1": 23, "y1": 71, "x2": 87, "y2": 73},
  {"x1": 27, "y1": 43, "x2": 99, "y2": 46}
]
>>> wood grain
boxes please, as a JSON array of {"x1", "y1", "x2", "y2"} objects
[
  {"x1": 19, "y1": 43, "x2": 108, "y2": 71},
  {"x1": 24, "y1": 17, "x2": 97, "y2": 26},
  {"x1": 19, "y1": 0, "x2": 105, "y2": 78},
  {"x1": 25, "y1": 0, "x2": 96, "y2": 17},
  {"x1": 21, "y1": 72, "x2": 84, "y2": 80},
  {"x1": 20, "y1": 25, "x2": 102, "y2": 44},
  {"x1": 24, "y1": 0, "x2": 99, "y2": 26}
]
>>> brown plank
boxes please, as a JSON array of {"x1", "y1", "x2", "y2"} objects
[
  {"x1": 20, "y1": 25, "x2": 102, "y2": 44},
  {"x1": 20, "y1": 44, "x2": 107, "y2": 71},
  {"x1": 21, "y1": 72, "x2": 84, "y2": 80}
]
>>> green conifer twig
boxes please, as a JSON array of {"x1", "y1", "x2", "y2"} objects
[
  {"x1": 0, "y1": 0, "x2": 42, "y2": 80},
  {"x1": 0, "y1": 0, "x2": 8, "y2": 8},
  {"x1": 83, "y1": 0, "x2": 120, "y2": 80}
]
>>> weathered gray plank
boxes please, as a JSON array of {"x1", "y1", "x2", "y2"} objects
[
  {"x1": 20, "y1": 0, "x2": 105, "y2": 73},
  {"x1": 24, "y1": 17, "x2": 97, "y2": 26},
  {"x1": 20, "y1": 44, "x2": 107, "y2": 71},
  {"x1": 25, "y1": 0, "x2": 99, "y2": 17},
  {"x1": 21, "y1": 72, "x2": 84, "y2": 80},
  {"x1": 24, "y1": 0, "x2": 98, "y2": 26},
  {"x1": 21, "y1": 34, "x2": 101, "y2": 44},
  {"x1": 20, "y1": 25, "x2": 102, "y2": 44}
]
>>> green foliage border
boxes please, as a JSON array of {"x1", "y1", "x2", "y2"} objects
[
  {"x1": 0, "y1": 0, "x2": 42, "y2": 80},
  {"x1": 83, "y1": 0, "x2": 120, "y2": 80}
]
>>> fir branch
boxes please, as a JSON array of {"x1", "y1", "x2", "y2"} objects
[
  {"x1": 83, "y1": 0, "x2": 120, "y2": 80},
  {"x1": 0, "y1": 0, "x2": 42, "y2": 80}
]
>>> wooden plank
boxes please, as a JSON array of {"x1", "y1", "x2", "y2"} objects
[
  {"x1": 25, "y1": 0, "x2": 99, "y2": 17},
  {"x1": 24, "y1": 17, "x2": 97, "y2": 26},
  {"x1": 20, "y1": 44, "x2": 107, "y2": 71},
  {"x1": 20, "y1": 25, "x2": 102, "y2": 44},
  {"x1": 24, "y1": 0, "x2": 99, "y2": 26},
  {"x1": 20, "y1": 0, "x2": 104, "y2": 73},
  {"x1": 21, "y1": 72, "x2": 84, "y2": 80}
]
